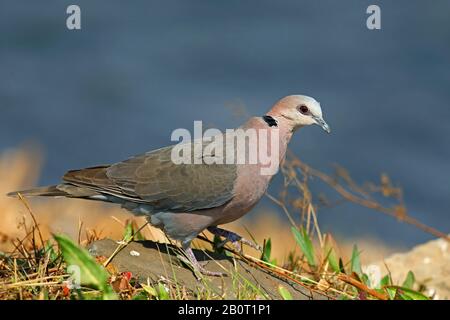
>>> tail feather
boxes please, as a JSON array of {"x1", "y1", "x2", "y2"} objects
[{"x1": 7, "y1": 185, "x2": 68, "y2": 198}]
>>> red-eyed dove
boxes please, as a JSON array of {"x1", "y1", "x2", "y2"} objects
[{"x1": 8, "y1": 95, "x2": 330, "y2": 276}]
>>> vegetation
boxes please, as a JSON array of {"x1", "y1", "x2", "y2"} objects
[{"x1": 0, "y1": 146, "x2": 445, "y2": 300}]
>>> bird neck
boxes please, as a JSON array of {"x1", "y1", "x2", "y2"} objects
[
  {"x1": 275, "y1": 118, "x2": 295, "y2": 165},
  {"x1": 240, "y1": 116, "x2": 296, "y2": 176}
]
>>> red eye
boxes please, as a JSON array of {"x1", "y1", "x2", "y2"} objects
[{"x1": 298, "y1": 105, "x2": 309, "y2": 114}]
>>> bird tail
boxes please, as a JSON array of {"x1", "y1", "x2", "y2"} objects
[{"x1": 7, "y1": 185, "x2": 69, "y2": 198}]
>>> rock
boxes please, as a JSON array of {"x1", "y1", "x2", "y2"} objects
[
  {"x1": 88, "y1": 239, "x2": 329, "y2": 300},
  {"x1": 368, "y1": 237, "x2": 450, "y2": 299}
]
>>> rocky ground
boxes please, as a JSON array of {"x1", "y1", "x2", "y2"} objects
[
  {"x1": 88, "y1": 239, "x2": 329, "y2": 300},
  {"x1": 88, "y1": 237, "x2": 450, "y2": 300},
  {"x1": 369, "y1": 237, "x2": 450, "y2": 299}
]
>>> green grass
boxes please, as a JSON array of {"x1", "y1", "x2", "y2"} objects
[
  {"x1": 0, "y1": 211, "x2": 431, "y2": 300},
  {"x1": 0, "y1": 153, "x2": 439, "y2": 300}
]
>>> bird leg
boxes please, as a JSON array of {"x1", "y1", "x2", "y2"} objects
[
  {"x1": 181, "y1": 243, "x2": 226, "y2": 278},
  {"x1": 207, "y1": 226, "x2": 262, "y2": 252}
]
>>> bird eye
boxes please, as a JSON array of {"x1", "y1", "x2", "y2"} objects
[{"x1": 298, "y1": 105, "x2": 309, "y2": 114}]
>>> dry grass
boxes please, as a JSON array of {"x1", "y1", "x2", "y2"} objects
[{"x1": 0, "y1": 145, "x2": 441, "y2": 300}]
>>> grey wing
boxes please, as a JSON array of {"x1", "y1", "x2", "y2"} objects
[{"x1": 105, "y1": 145, "x2": 237, "y2": 212}]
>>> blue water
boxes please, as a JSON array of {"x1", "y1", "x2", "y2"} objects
[{"x1": 1, "y1": 1, "x2": 449, "y2": 247}]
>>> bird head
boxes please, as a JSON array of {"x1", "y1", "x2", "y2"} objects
[{"x1": 267, "y1": 95, "x2": 330, "y2": 133}]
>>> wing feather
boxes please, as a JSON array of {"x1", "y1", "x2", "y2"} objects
[{"x1": 63, "y1": 143, "x2": 237, "y2": 212}]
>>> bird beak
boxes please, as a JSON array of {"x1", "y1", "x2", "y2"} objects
[{"x1": 313, "y1": 116, "x2": 331, "y2": 133}]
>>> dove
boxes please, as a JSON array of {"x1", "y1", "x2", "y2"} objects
[{"x1": 8, "y1": 95, "x2": 330, "y2": 276}]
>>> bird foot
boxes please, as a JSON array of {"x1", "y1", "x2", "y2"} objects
[{"x1": 180, "y1": 248, "x2": 227, "y2": 279}]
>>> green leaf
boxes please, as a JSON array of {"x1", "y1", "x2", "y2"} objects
[
  {"x1": 402, "y1": 271, "x2": 415, "y2": 289},
  {"x1": 141, "y1": 283, "x2": 157, "y2": 298},
  {"x1": 123, "y1": 223, "x2": 134, "y2": 242},
  {"x1": 133, "y1": 226, "x2": 145, "y2": 241},
  {"x1": 380, "y1": 274, "x2": 392, "y2": 287},
  {"x1": 385, "y1": 287, "x2": 397, "y2": 300},
  {"x1": 397, "y1": 287, "x2": 429, "y2": 300},
  {"x1": 261, "y1": 238, "x2": 272, "y2": 263},
  {"x1": 157, "y1": 283, "x2": 170, "y2": 300},
  {"x1": 291, "y1": 227, "x2": 316, "y2": 267},
  {"x1": 53, "y1": 234, "x2": 117, "y2": 300},
  {"x1": 278, "y1": 285, "x2": 293, "y2": 300},
  {"x1": 350, "y1": 245, "x2": 362, "y2": 275},
  {"x1": 123, "y1": 221, "x2": 145, "y2": 242},
  {"x1": 326, "y1": 248, "x2": 340, "y2": 273},
  {"x1": 361, "y1": 273, "x2": 370, "y2": 287}
]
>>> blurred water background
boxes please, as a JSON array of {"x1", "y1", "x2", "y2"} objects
[{"x1": 1, "y1": 1, "x2": 449, "y2": 248}]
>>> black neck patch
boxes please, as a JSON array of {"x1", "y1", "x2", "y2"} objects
[{"x1": 262, "y1": 115, "x2": 278, "y2": 127}]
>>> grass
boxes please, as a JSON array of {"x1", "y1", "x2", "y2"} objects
[{"x1": 0, "y1": 145, "x2": 444, "y2": 300}]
